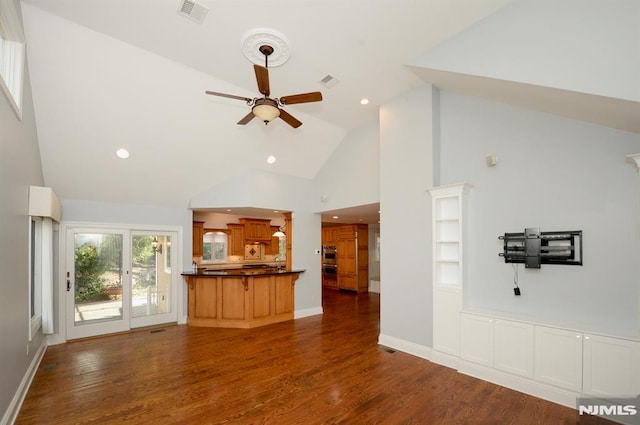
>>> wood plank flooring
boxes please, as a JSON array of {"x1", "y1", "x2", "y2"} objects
[{"x1": 17, "y1": 289, "x2": 613, "y2": 424}]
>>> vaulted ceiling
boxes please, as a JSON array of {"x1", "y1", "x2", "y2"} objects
[
  {"x1": 20, "y1": 0, "x2": 510, "y2": 208},
  {"x1": 20, "y1": 0, "x2": 639, "y2": 215}
]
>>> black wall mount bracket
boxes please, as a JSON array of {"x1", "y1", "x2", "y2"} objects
[{"x1": 499, "y1": 228, "x2": 583, "y2": 268}]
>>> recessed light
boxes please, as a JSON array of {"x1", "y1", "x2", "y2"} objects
[
  {"x1": 267, "y1": 155, "x2": 276, "y2": 164},
  {"x1": 116, "y1": 148, "x2": 130, "y2": 159},
  {"x1": 332, "y1": 215, "x2": 339, "y2": 219},
  {"x1": 360, "y1": 98, "x2": 369, "y2": 105}
]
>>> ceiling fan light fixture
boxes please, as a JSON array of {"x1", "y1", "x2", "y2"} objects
[{"x1": 252, "y1": 98, "x2": 280, "y2": 123}]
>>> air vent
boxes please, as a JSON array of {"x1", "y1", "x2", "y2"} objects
[
  {"x1": 319, "y1": 74, "x2": 340, "y2": 89},
  {"x1": 177, "y1": 0, "x2": 209, "y2": 24}
]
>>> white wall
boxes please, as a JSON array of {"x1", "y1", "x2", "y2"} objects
[
  {"x1": 439, "y1": 91, "x2": 640, "y2": 332},
  {"x1": 61, "y1": 199, "x2": 191, "y2": 270},
  {"x1": 379, "y1": 85, "x2": 438, "y2": 348},
  {"x1": 0, "y1": 54, "x2": 47, "y2": 420},
  {"x1": 411, "y1": 0, "x2": 640, "y2": 102},
  {"x1": 313, "y1": 121, "x2": 380, "y2": 212}
]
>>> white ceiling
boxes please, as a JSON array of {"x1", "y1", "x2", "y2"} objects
[
  {"x1": 20, "y1": 0, "x2": 510, "y2": 211},
  {"x1": 194, "y1": 203, "x2": 380, "y2": 224},
  {"x1": 20, "y1": 0, "x2": 638, "y2": 224}
]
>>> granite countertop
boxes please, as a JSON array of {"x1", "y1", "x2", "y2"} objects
[{"x1": 182, "y1": 268, "x2": 305, "y2": 277}]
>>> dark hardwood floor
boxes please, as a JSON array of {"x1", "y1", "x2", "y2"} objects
[{"x1": 17, "y1": 289, "x2": 612, "y2": 424}]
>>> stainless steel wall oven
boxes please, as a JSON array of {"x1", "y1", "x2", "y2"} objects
[
  {"x1": 322, "y1": 245, "x2": 337, "y2": 264},
  {"x1": 322, "y1": 245, "x2": 337, "y2": 283}
]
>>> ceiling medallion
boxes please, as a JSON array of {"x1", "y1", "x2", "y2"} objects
[{"x1": 241, "y1": 28, "x2": 291, "y2": 67}]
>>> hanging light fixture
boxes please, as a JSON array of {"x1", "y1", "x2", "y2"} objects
[
  {"x1": 272, "y1": 223, "x2": 286, "y2": 237},
  {"x1": 252, "y1": 98, "x2": 280, "y2": 124}
]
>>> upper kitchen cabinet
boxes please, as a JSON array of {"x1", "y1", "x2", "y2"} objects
[
  {"x1": 322, "y1": 226, "x2": 340, "y2": 245},
  {"x1": 267, "y1": 226, "x2": 281, "y2": 256},
  {"x1": 240, "y1": 218, "x2": 272, "y2": 242},
  {"x1": 193, "y1": 221, "x2": 204, "y2": 257},
  {"x1": 227, "y1": 224, "x2": 244, "y2": 256}
]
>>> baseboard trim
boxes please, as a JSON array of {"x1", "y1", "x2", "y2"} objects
[
  {"x1": 430, "y1": 350, "x2": 460, "y2": 370},
  {"x1": 1, "y1": 339, "x2": 47, "y2": 425},
  {"x1": 378, "y1": 333, "x2": 431, "y2": 360},
  {"x1": 295, "y1": 306, "x2": 323, "y2": 319},
  {"x1": 458, "y1": 359, "x2": 577, "y2": 409}
]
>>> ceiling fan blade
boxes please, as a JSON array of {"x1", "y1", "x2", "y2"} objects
[
  {"x1": 254, "y1": 65, "x2": 270, "y2": 96},
  {"x1": 280, "y1": 92, "x2": 323, "y2": 105},
  {"x1": 237, "y1": 111, "x2": 255, "y2": 125},
  {"x1": 205, "y1": 91, "x2": 252, "y2": 102},
  {"x1": 279, "y1": 109, "x2": 302, "y2": 128}
]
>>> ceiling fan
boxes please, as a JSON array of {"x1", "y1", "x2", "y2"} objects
[{"x1": 205, "y1": 45, "x2": 323, "y2": 129}]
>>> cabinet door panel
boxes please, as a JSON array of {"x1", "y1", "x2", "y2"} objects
[
  {"x1": 338, "y1": 274, "x2": 357, "y2": 291},
  {"x1": 193, "y1": 221, "x2": 204, "y2": 257},
  {"x1": 433, "y1": 288, "x2": 462, "y2": 356},
  {"x1": 227, "y1": 225, "x2": 244, "y2": 256},
  {"x1": 460, "y1": 313, "x2": 494, "y2": 367},
  {"x1": 583, "y1": 334, "x2": 640, "y2": 397},
  {"x1": 494, "y1": 320, "x2": 534, "y2": 378},
  {"x1": 534, "y1": 326, "x2": 582, "y2": 392}
]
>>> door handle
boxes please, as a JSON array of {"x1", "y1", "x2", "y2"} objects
[{"x1": 67, "y1": 271, "x2": 71, "y2": 292}]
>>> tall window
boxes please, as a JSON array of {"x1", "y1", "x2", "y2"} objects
[
  {"x1": 202, "y1": 232, "x2": 227, "y2": 262},
  {"x1": 0, "y1": 0, "x2": 25, "y2": 118}
]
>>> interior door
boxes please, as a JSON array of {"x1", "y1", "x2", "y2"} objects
[
  {"x1": 66, "y1": 228, "x2": 131, "y2": 340},
  {"x1": 130, "y1": 231, "x2": 178, "y2": 328}
]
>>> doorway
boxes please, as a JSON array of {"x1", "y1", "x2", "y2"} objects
[{"x1": 65, "y1": 227, "x2": 178, "y2": 340}]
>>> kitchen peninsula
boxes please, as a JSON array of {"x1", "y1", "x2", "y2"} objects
[{"x1": 182, "y1": 267, "x2": 305, "y2": 328}]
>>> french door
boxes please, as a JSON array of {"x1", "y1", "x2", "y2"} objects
[{"x1": 66, "y1": 227, "x2": 178, "y2": 340}]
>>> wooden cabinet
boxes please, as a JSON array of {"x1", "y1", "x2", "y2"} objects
[
  {"x1": 322, "y1": 227, "x2": 331, "y2": 245},
  {"x1": 240, "y1": 218, "x2": 271, "y2": 242},
  {"x1": 185, "y1": 272, "x2": 301, "y2": 328},
  {"x1": 227, "y1": 224, "x2": 244, "y2": 256},
  {"x1": 192, "y1": 221, "x2": 204, "y2": 257},
  {"x1": 322, "y1": 226, "x2": 341, "y2": 245},
  {"x1": 266, "y1": 226, "x2": 281, "y2": 256},
  {"x1": 334, "y1": 224, "x2": 368, "y2": 292},
  {"x1": 357, "y1": 226, "x2": 369, "y2": 292},
  {"x1": 338, "y1": 225, "x2": 355, "y2": 240}
]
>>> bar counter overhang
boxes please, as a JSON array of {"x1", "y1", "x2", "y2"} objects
[{"x1": 182, "y1": 269, "x2": 305, "y2": 328}]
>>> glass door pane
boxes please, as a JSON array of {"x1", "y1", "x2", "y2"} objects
[
  {"x1": 67, "y1": 230, "x2": 130, "y2": 340},
  {"x1": 74, "y1": 233, "x2": 123, "y2": 324},
  {"x1": 130, "y1": 232, "x2": 177, "y2": 328}
]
